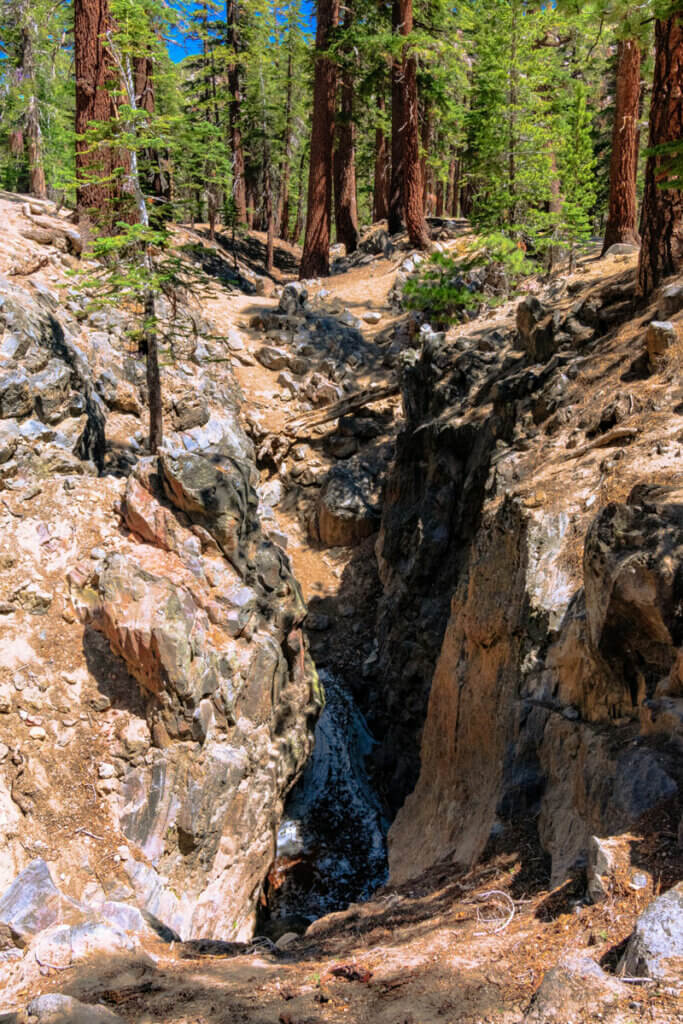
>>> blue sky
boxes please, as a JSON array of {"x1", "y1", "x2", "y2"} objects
[{"x1": 166, "y1": 1, "x2": 315, "y2": 63}]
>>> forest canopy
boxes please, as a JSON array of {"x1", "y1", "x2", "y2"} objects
[{"x1": 1, "y1": 0, "x2": 682, "y2": 295}]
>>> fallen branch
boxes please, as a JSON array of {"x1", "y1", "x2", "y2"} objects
[
  {"x1": 620, "y1": 976, "x2": 656, "y2": 985},
  {"x1": 565, "y1": 426, "x2": 639, "y2": 460},
  {"x1": 74, "y1": 826, "x2": 103, "y2": 841},
  {"x1": 285, "y1": 381, "x2": 399, "y2": 437}
]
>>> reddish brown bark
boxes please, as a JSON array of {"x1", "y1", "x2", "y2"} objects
[
  {"x1": 399, "y1": 0, "x2": 430, "y2": 250},
  {"x1": 333, "y1": 8, "x2": 359, "y2": 254},
  {"x1": 445, "y1": 157, "x2": 454, "y2": 216},
  {"x1": 602, "y1": 38, "x2": 642, "y2": 255},
  {"x1": 435, "y1": 180, "x2": 444, "y2": 217},
  {"x1": 74, "y1": 0, "x2": 131, "y2": 230},
  {"x1": 388, "y1": 0, "x2": 404, "y2": 235},
  {"x1": 226, "y1": 0, "x2": 247, "y2": 224},
  {"x1": 373, "y1": 92, "x2": 390, "y2": 222},
  {"x1": 300, "y1": 0, "x2": 339, "y2": 278},
  {"x1": 638, "y1": 15, "x2": 683, "y2": 299}
]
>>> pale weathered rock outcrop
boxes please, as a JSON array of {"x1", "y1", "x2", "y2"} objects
[
  {"x1": 0, "y1": 256, "x2": 322, "y2": 947},
  {"x1": 72, "y1": 447, "x2": 321, "y2": 940}
]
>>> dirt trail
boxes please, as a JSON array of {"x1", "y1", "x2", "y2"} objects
[{"x1": 193, "y1": 237, "x2": 405, "y2": 603}]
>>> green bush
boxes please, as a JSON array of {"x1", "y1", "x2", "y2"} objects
[{"x1": 403, "y1": 232, "x2": 536, "y2": 327}]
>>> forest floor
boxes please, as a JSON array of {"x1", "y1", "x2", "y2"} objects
[{"x1": 1, "y1": 199, "x2": 682, "y2": 1023}]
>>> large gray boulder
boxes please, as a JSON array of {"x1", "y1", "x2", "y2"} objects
[
  {"x1": 0, "y1": 369, "x2": 33, "y2": 419},
  {"x1": 316, "y1": 458, "x2": 386, "y2": 547},
  {"x1": 32, "y1": 359, "x2": 72, "y2": 423},
  {"x1": 619, "y1": 882, "x2": 683, "y2": 985},
  {"x1": 524, "y1": 956, "x2": 629, "y2": 1023},
  {"x1": 0, "y1": 860, "x2": 84, "y2": 949},
  {"x1": 26, "y1": 995, "x2": 125, "y2": 1024}
]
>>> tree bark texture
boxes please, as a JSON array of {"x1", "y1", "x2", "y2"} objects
[
  {"x1": 435, "y1": 180, "x2": 444, "y2": 217},
  {"x1": 278, "y1": 46, "x2": 295, "y2": 240},
  {"x1": 300, "y1": 0, "x2": 339, "y2": 278},
  {"x1": 74, "y1": 0, "x2": 131, "y2": 230},
  {"x1": 20, "y1": 11, "x2": 47, "y2": 198},
  {"x1": 602, "y1": 38, "x2": 641, "y2": 254},
  {"x1": 226, "y1": 0, "x2": 247, "y2": 224},
  {"x1": 293, "y1": 148, "x2": 307, "y2": 243},
  {"x1": 638, "y1": 15, "x2": 683, "y2": 299},
  {"x1": 144, "y1": 289, "x2": 163, "y2": 453},
  {"x1": 399, "y1": 0, "x2": 430, "y2": 249},
  {"x1": 373, "y1": 92, "x2": 390, "y2": 222},
  {"x1": 421, "y1": 102, "x2": 433, "y2": 212},
  {"x1": 388, "y1": 0, "x2": 404, "y2": 235},
  {"x1": 334, "y1": 8, "x2": 359, "y2": 254}
]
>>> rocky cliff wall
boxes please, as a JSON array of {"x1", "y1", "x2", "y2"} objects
[
  {"x1": 0, "y1": 268, "x2": 321, "y2": 942},
  {"x1": 381, "y1": 268, "x2": 683, "y2": 885}
]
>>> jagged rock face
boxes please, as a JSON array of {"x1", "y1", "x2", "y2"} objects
[
  {"x1": 0, "y1": 267, "x2": 322, "y2": 944},
  {"x1": 73, "y1": 450, "x2": 320, "y2": 941},
  {"x1": 388, "y1": 479, "x2": 682, "y2": 888},
  {"x1": 381, "y1": 279, "x2": 682, "y2": 887},
  {"x1": 371, "y1": 334, "x2": 512, "y2": 811},
  {"x1": 388, "y1": 499, "x2": 531, "y2": 882}
]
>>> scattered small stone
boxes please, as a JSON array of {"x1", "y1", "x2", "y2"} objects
[
  {"x1": 658, "y1": 282, "x2": 683, "y2": 319},
  {"x1": 603, "y1": 242, "x2": 639, "y2": 257},
  {"x1": 89, "y1": 694, "x2": 111, "y2": 712},
  {"x1": 98, "y1": 762, "x2": 116, "y2": 779},
  {"x1": 646, "y1": 320, "x2": 676, "y2": 366},
  {"x1": 29, "y1": 726, "x2": 46, "y2": 740}
]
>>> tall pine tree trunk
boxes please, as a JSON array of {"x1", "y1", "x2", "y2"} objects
[
  {"x1": 20, "y1": 10, "x2": 46, "y2": 199},
  {"x1": 75, "y1": 0, "x2": 116, "y2": 223},
  {"x1": 226, "y1": 0, "x2": 247, "y2": 224},
  {"x1": 400, "y1": 0, "x2": 430, "y2": 250},
  {"x1": 278, "y1": 46, "x2": 295, "y2": 241},
  {"x1": 421, "y1": 102, "x2": 433, "y2": 212},
  {"x1": 638, "y1": 15, "x2": 683, "y2": 300},
  {"x1": 293, "y1": 148, "x2": 307, "y2": 243},
  {"x1": 373, "y1": 92, "x2": 389, "y2": 222},
  {"x1": 435, "y1": 180, "x2": 444, "y2": 216},
  {"x1": 333, "y1": 6, "x2": 359, "y2": 254},
  {"x1": 388, "y1": 0, "x2": 404, "y2": 235},
  {"x1": 300, "y1": 0, "x2": 339, "y2": 278},
  {"x1": 602, "y1": 38, "x2": 641, "y2": 255}
]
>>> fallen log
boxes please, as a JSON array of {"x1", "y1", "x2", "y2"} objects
[{"x1": 284, "y1": 380, "x2": 399, "y2": 437}]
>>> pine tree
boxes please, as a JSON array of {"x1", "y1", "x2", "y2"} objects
[
  {"x1": 638, "y1": 9, "x2": 683, "y2": 299},
  {"x1": 559, "y1": 84, "x2": 598, "y2": 269},
  {"x1": 300, "y1": 0, "x2": 339, "y2": 278}
]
